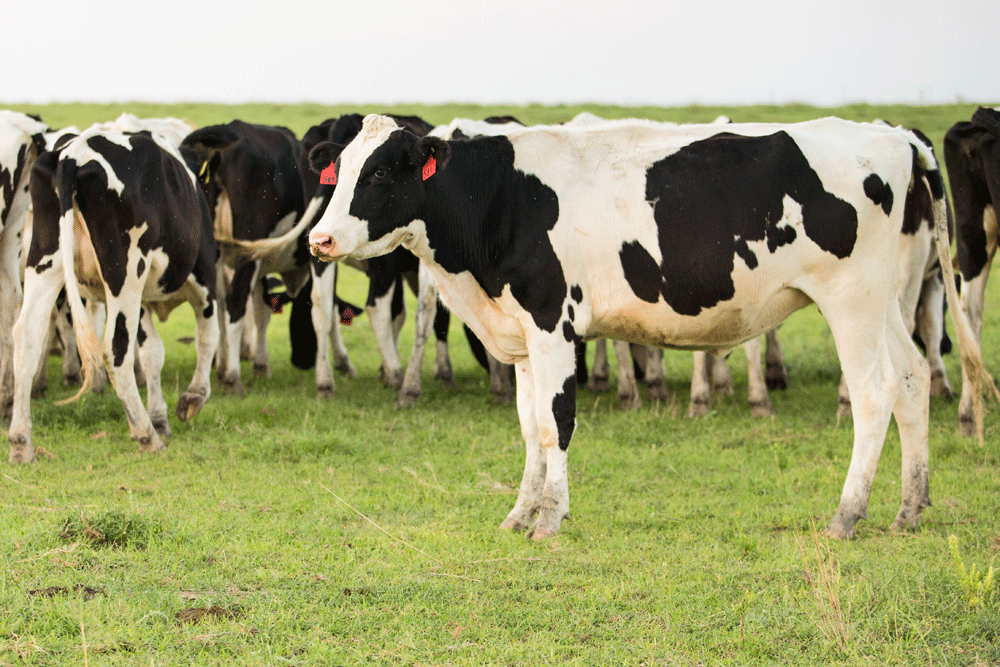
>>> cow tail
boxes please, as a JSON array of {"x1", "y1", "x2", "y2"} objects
[
  {"x1": 919, "y1": 144, "x2": 999, "y2": 444},
  {"x1": 218, "y1": 193, "x2": 325, "y2": 265},
  {"x1": 53, "y1": 160, "x2": 103, "y2": 406}
]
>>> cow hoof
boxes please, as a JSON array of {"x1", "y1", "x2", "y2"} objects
[
  {"x1": 493, "y1": 390, "x2": 515, "y2": 405},
  {"x1": 500, "y1": 516, "x2": 532, "y2": 532},
  {"x1": 335, "y1": 359, "x2": 358, "y2": 378},
  {"x1": 316, "y1": 385, "x2": 336, "y2": 399},
  {"x1": 63, "y1": 373, "x2": 81, "y2": 386},
  {"x1": 713, "y1": 382, "x2": 734, "y2": 397},
  {"x1": 380, "y1": 367, "x2": 404, "y2": 390},
  {"x1": 253, "y1": 363, "x2": 270, "y2": 378},
  {"x1": 766, "y1": 365, "x2": 789, "y2": 391},
  {"x1": 177, "y1": 392, "x2": 207, "y2": 421},
  {"x1": 135, "y1": 434, "x2": 166, "y2": 453},
  {"x1": 687, "y1": 397, "x2": 711, "y2": 418},
  {"x1": 397, "y1": 390, "x2": 420, "y2": 408},
  {"x1": 153, "y1": 419, "x2": 173, "y2": 438},
  {"x1": 0, "y1": 398, "x2": 13, "y2": 419},
  {"x1": 749, "y1": 400, "x2": 774, "y2": 418},
  {"x1": 529, "y1": 526, "x2": 557, "y2": 541},
  {"x1": 588, "y1": 378, "x2": 610, "y2": 393},
  {"x1": 930, "y1": 372, "x2": 954, "y2": 400},
  {"x1": 647, "y1": 381, "x2": 668, "y2": 401},
  {"x1": 222, "y1": 377, "x2": 244, "y2": 397},
  {"x1": 619, "y1": 393, "x2": 642, "y2": 411},
  {"x1": 959, "y1": 413, "x2": 976, "y2": 437},
  {"x1": 8, "y1": 433, "x2": 35, "y2": 464}
]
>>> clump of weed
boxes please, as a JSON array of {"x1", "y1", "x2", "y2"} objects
[
  {"x1": 59, "y1": 510, "x2": 160, "y2": 549},
  {"x1": 949, "y1": 535, "x2": 996, "y2": 609}
]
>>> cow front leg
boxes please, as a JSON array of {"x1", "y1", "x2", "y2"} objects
[
  {"x1": 763, "y1": 328, "x2": 789, "y2": 390},
  {"x1": 688, "y1": 352, "x2": 712, "y2": 417},
  {"x1": 220, "y1": 261, "x2": 259, "y2": 396},
  {"x1": 251, "y1": 277, "x2": 272, "y2": 378},
  {"x1": 587, "y1": 339, "x2": 611, "y2": 392},
  {"x1": 743, "y1": 337, "x2": 774, "y2": 417},
  {"x1": 613, "y1": 340, "x2": 641, "y2": 410},
  {"x1": 398, "y1": 266, "x2": 437, "y2": 407},
  {"x1": 367, "y1": 272, "x2": 405, "y2": 389},
  {"x1": 178, "y1": 275, "x2": 219, "y2": 421},
  {"x1": 501, "y1": 358, "x2": 546, "y2": 532},
  {"x1": 640, "y1": 346, "x2": 668, "y2": 401}
]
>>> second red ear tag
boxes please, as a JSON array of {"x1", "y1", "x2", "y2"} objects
[
  {"x1": 320, "y1": 162, "x2": 337, "y2": 185},
  {"x1": 422, "y1": 156, "x2": 436, "y2": 181}
]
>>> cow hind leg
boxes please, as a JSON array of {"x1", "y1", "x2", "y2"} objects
[
  {"x1": 104, "y1": 298, "x2": 164, "y2": 453},
  {"x1": 916, "y1": 273, "x2": 953, "y2": 400},
  {"x1": 177, "y1": 281, "x2": 219, "y2": 422},
  {"x1": 613, "y1": 340, "x2": 641, "y2": 410},
  {"x1": 251, "y1": 278, "x2": 272, "y2": 378},
  {"x1": 136, "y1": 309, "x2": 170, "y2": 437},
  {"x1": 8, "y1": 264, "x2": 64, "y2": 463},
  {"x1": 588, "y1": 339, "x2": 611, "y2": 393},
  {"x1": 641, "y1": 346, "x2": 668, "y2": 402},
  {"x1": 398, "y1": 268, "x2": 437, "y2": 407},
  {"x1": 825, "y1": 309, "x2": 909, "y2": 538},
  {"x1": 310, "y1": 265, "x2": 337, "y2": 398},
  {"x1": 743, "y1": 337, "x2": 774, "y2": 417},
  {"x1": 764, "y1": 328, "x2": 789, "y2": 390},
  {"x1": 501, "y1": 358, "x2": 546, "y2": 532}
]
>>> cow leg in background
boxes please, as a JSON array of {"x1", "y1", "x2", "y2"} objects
[
  {"x1": 764, "y1": 328, "x2": 790, "y2": 390},
  {"x1": 8, "y1": 259, "x2": 64, "y2": 463},
  {"x1": 433, "y1": 307, "x2": 455, "y2": 384},
  {"x1": 487, "y1": 354, "x2": 515, "y2": 404},
  {"x1": 613, "y1": 340, "x2": 642, "y2": 410},
  {"x1": 823, "y1": 290, "x2": 930, "y2": 538},
  {"x1": 55, "y1": 292, "x2": 82, "y2": 385},
  {"x1": 86, "y1": 301, "x2": 108, "y2": 393},
  {"x1": 366, "y1": 256, "x2": 406, "y2": 389},
  {"x1": 0, "y1": 227, "x2": 23, "y2": 415},
  {"x1": 398, "y1": 263, "x2": 437, "y2": 407},
  {"x1": 688, "y1": 352, "x2": 713, "y2": 417},
  {"x1": 742, "y1": 337, "x2": 774, "y2": 417},
  {"x1": 588, "y1": 339, "x2": 611, "y2": 392},
  {"x1": 915, "y1": 272, "x2": 953, "y2": 398},
  {"x1": 218, "y1": 260, "x2": 260, "y2": 395},
  {"x1": 175, "y1": 281, "x2": 219, "y2": 422},
  {"x1": 637, "y1": 346, "x2": 668, "y2": 401},
  {"x1": 957, "y1": 205, "x2": 996, "y2": 435},
  {"x1": 250, "y1": 277, "x2": 272, "y2": 377},
  {"x1": 135, "y1": 308, "x2": 170, "y2": 437},
  {"x1": 709, "y1": 353, "x2": 734, "y2": 397},
  {"x1": 102, "y1": 289, "x2": 165, "y2": 453}
]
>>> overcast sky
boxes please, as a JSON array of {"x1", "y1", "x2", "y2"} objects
[{"x1": 6, "y1": 0, "x2": 998, "y2": 108}]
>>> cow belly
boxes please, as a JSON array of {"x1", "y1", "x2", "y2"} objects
[{"x1": 595, "y1": 286, "x2": 811, "y2": 351}]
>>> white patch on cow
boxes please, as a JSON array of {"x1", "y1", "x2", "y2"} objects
[
  {"x1": 62, "y1": 130, "x2": 126, "y2": 195},
  {"x1": 270, "y1": 210, "x2": 298, "y2": 237}
]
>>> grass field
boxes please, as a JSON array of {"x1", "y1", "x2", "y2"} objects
[{"x1": 2, "y1": 102, "x2": 999, "y2": 666}]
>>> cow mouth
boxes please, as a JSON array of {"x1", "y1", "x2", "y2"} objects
[{"x1": 309, "y1": 242, "x2": 346, "y2": 263}]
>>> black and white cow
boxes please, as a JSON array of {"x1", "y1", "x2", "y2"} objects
[
  {"x1": 0, "y1": 111, "x2": 50, "y2": 417},
  {"x1": 691, "y1": 124, "x2": 956, "y2": 420},
  {"x1": 307, "y1": 114, "x2": 985, "y2": 539},
  {"x1": 944, "y1": 106, "x2": 1000, "y2": 437},
  {"x1": 8, "y1": 127, "x2": 219, "y2": 463},
  {"x1": 180, "y1": 120, "x2": 343, "y2": 395}
]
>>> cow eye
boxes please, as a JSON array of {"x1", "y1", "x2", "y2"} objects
[{"x1": 374, "y1": 168, "x2": 387, "y2": 180}]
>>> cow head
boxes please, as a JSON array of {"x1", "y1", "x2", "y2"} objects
[{"x1": 308, "y1": 114, "x2": 449, "y2": 262}]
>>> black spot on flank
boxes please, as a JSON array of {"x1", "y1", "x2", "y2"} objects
[
  {"x1": 136, "y1": 316, "x2": 148, "y2": 346},
  {"x1": 112, "y1": 313, "x2": 129, "y2": 367},
  {"x1": 34, "y1": 259, "x2": 53, "y2": 273},
  {"x1": 863, "y1": 174, "x2": 894, "y2": 216},
  {"x1": 136, "y1": 257, "x2": 145, "y2": 279},
  {"x1": 203, "y1": 302, "x2": 214, "y2": 319},
  {"x1": 562, "y1": 321, "x2": 579, "y2": 343},
  {"x1": 570, "y1": 285, "x2": 583, "y2": 303},
  {"x1": 766, "y1": 224, "x2": 797, "y2": 253},
  {"x1": 734, "y1": 237, "x2": 758, "y2": 269},
  {"x1": 551, "y1": 374, "x2": 577, "y2": 450},
  {"x1": 620, "y1": 241, "x2": 664, "y2": 304},
  {"x1": 567, "y1": 304, "x2": 575, "y2": 321}
]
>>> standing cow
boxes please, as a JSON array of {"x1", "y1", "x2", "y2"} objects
[
  {"x1": 307, "y1": 114, "x2": 986, "y2": 539},
  {"x1": 0, "y1": 111, "x2": 49, "y2": 417},
  {"x1": 8, "y1": 127, "x2": 219, "y2": 463},
  {"x1": 944, "y1": 106, "x2": 1000, "y2": 437}
]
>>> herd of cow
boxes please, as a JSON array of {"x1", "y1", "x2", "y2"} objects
[{"x1": 1, "y1": 106, "x2": 998, "y2": 541}]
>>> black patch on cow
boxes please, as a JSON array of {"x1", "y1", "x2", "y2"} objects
[
  {"x1": 136, "y1": 257, "x2": 146, "y2": 279},
  {"x1": 112, "y1": 312, "x2": 129, "y2": 367},
  {"x1": 926, "y1": 169, "x2": 945, "y2": 200},
  {"x1": 203, "y1": 303, "x2": 214, "y2": 319},
  {"x1": 567, "y1": 304, "x2": 575, "y2": 321},
  {"x1": 863, "y1": 174, "x2": 894, "y2": 216},
  {"x1": 570, "y1": 285, "x2": 583, "y2": 303},
  {"x1": 734, "y1": 237, "x2": 758, "y2": 269},
  {"x1": 354, "y1": 133, "x2": 567, "y2": 333},
  {"x1": 136, "y1": 312, "x2": 148, "y2": 347},
  {"x1": 562, "y1": 321, "x2": 579, "y2": 343},
  {"x1": 34, "y1": 259, "x2": 53, "y2": 273},
  {"x1": 620, "y1": 241, "x2": 666, "y2": 304},
  {"x1": 637, "y1": 131, "x2": 859, "y2": 316},
  {"x1": 551, "y1": 374, "x2": 576, "y2": 450}
]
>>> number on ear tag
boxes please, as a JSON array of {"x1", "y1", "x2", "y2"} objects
[
  {"x1": 320, "y1": 162, "x2": 337, "y2": 185},
  {"x1": 422, "y1": 156, "x2": 436, "y2": 181}
]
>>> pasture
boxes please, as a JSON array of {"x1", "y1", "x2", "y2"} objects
[{"x1": 2, "y1": 102, "x2": 999, "y2": 666}]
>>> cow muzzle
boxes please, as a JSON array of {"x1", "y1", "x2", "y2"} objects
[{"x1": 309, "y1": 233, "x2": 342, "y2": 262}]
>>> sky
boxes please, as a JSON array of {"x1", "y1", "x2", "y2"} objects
[{"x1": 5, "y1": 0, "x2": 998, "y2": 108}]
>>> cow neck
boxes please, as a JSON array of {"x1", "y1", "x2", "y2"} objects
[{"x1": 417, "y1": 136, "x2": 524, "y2": 294}]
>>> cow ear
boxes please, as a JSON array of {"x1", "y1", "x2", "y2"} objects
[
  {"x1": 309, "y1": 141, "x2": 346, "y2": 174},
  {"x1": 410, "y1": 136, "x2": 450, "y2": 175}
]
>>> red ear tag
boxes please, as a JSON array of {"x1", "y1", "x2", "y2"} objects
[
  {"x1": 422, "y1": 156, "x2": 436, "y2": 181},
  {"x1": 320, "y1": 162, "x2": 337, "y2": 185}
]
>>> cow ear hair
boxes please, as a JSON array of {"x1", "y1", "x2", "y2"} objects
[
  {"x1": 309, "y1": 142, "x2": 346, "y2": 174},
  {"x1": 411, "y1": 136, "x2": 450, "y2": 172}
]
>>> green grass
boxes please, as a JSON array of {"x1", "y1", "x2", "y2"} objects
[{"x1": 2, "y1": 102, "x2": 1000, "y2": 666}]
